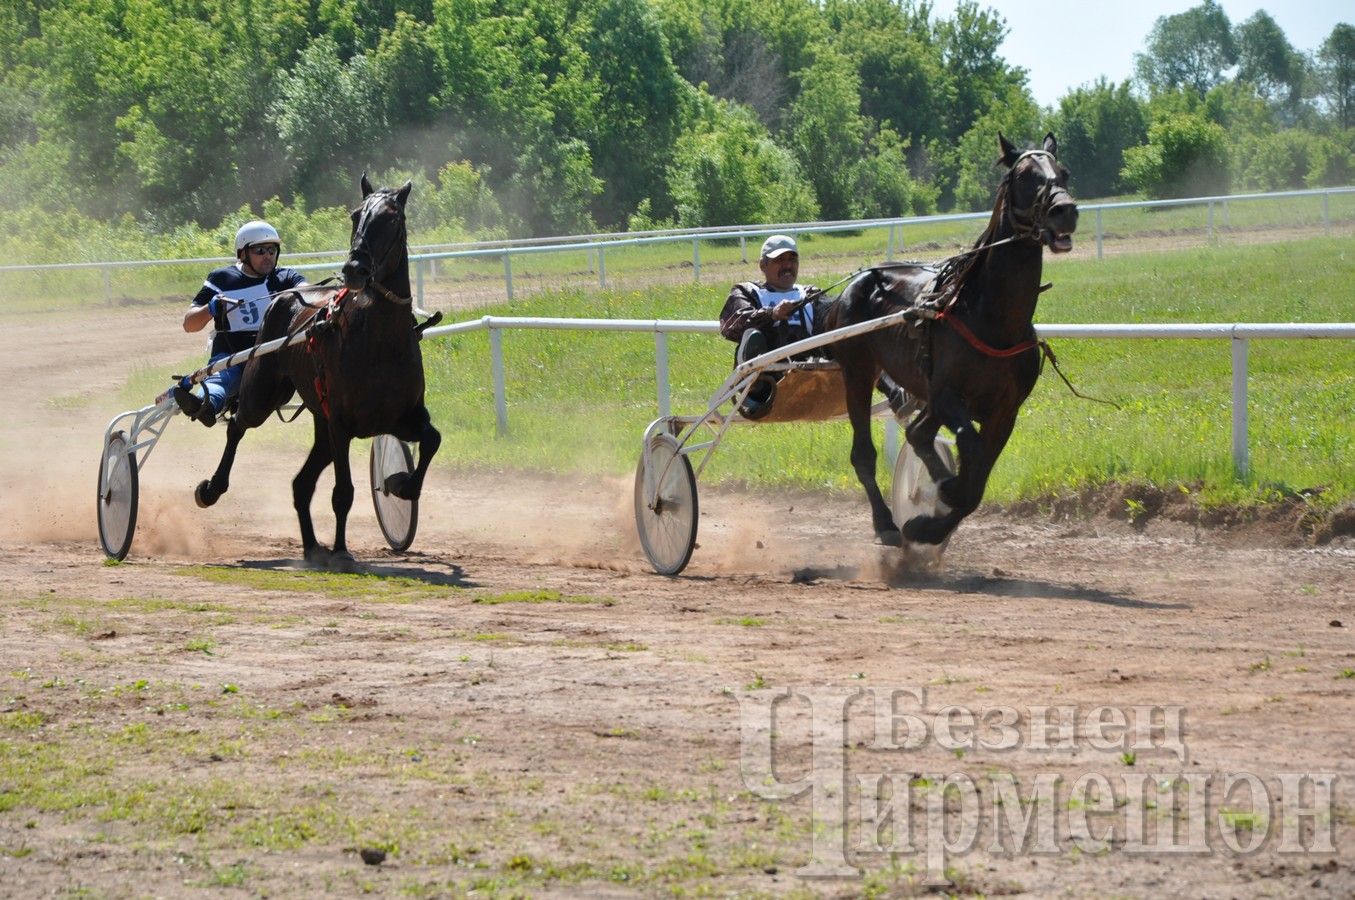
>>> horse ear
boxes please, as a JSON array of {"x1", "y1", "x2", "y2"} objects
[
  {"x1": 1043, "y1": 132, "x2": 1058, "y2": 157},
  {"x1": 395, "y1": 180, "x2": 412, "y2": 206},
  {"x1": 360, "y1": 173, "x2": 374, "y2": 198},
  {"x1": 997, "y1": 133, "x2": 1019, "y2": 168}
]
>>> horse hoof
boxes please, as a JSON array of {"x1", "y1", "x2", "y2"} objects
[
  {"x1": 194, "y1": 480, "x2": 219, "y2": 508},
  {"x1": 902, "y1": 515, "x2": 947, "y2": 546},
  {"x1": 327, "y1": 551, "x2": 360, "y2": 574},
  {"x1": 383, "y1": 472, "x2": 416, "y2": 501},
  {"x1": 303, "y1": 545, "x2": 331, "y2": 568},
  {"x1": 877, "y1": 529, "x2": 903, "y2": 547}
]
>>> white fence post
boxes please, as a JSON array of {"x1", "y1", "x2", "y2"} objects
[
  {"x1": 1095, "y1": 208, "x2": 1104, "y2": 260},
  {"x1": 1323, "y1": 192, "x2": 1330, "y2": 233},
  {"x1": 490, "y1": 325, "x2": 508, "y2": 435},
  {"x1": 1208, "y1": 201, "x2": 1215, "y2": 240},
  {"x1": 599, "y1": 247, "x2": 607, "y2": 288},
  {"x1": 692, "y1": 239, "x2": 701, "y2": 282},
  {"x1": 1231, "y1": 336, "x2": 1248, "y2": 477},
  {"x1": 887, "y1": 224, "x2": 896, "y2": 260},
  {"x1": 502, "y1": 254, "x2": 514, "y2": 301},
  {"x1": 655, "y1": 330, "x2": 671, "y2": 417},
  {"x1": 415, "y1": 258, "x2": 424, "y2": 309},
  {"x1": 739, "y1": 236, "x2": 747, "y2": 263}
]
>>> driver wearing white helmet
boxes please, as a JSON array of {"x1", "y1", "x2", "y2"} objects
[{"x1": 174, "y1": 220, "x2": 308, "y2": 426}]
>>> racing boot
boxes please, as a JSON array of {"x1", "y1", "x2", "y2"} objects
[{"x1": 173, "y1": 385, "x2": 217, "y2": 428}]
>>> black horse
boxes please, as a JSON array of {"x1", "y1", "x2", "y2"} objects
[
  {"x1": 194, "y1": 175, "x2": 441, "y2": 570},
  {"x1": 825, "y1": 133, "x2": 1077, "y2": 549}
]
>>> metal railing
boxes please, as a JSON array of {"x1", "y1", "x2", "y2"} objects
[
  {"x1": 425, "y1": 316, "x2": 1355, "y2": 477},
  {"x1": 5, "y1": 187, "x2": 1351, "y2": 306}
]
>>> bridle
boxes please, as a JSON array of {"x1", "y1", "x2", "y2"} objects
[
  {"x1": 347, "y1": 193, "x2": 412, "y2": 306},
  {"x1": 1001, "y1": 149, "x2": 1071, "y2": 244}
]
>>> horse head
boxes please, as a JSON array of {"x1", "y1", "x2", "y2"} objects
[
  {"x1": 997, "y1": 132, "x2": 1078, "y2": 254},
  {"x1": 342, "y1": 173, "x2": 413, "y2": 293}
]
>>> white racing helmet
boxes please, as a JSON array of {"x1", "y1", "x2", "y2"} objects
[{"x1": 234, "y1": 220, "x2": 280, "y2": 254}]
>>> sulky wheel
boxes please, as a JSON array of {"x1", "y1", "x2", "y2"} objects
[
  {"x1": 891, "y1": 435, "x2": 957, "y2": 562},
  {"x1": 97, "y1": 430, "x2": 139, "y2": 561},
  {"x1": 370, "y1": 434, "x2": 419, "y2": 551},
  {"x1": 634, "y1": 432, "x2": 698, "y2": 576}
]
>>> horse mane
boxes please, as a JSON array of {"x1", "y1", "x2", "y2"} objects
[{"x1": 931, "y1": 174, "x2": 1011, "y2": 311}]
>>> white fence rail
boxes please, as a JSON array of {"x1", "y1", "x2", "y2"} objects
[
  {"x1": 4, "y1": 186, "x2": 1352, "y2": 306},
  {"x1": 427, "y1": 316, "x2": 1355, "y2": 477}
]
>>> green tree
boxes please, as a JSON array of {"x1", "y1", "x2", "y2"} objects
[
  {"x1": 852, "y1": 126, "x2": 937, "y2": 217},
  {"x1": 1317, "y1": 24, "x2": 1355, "y2": 129},
  {"x1": 578, "y1": 0, "x2": 688, "y2": 226},
  {"x1": 1045, "y1": 79, "x2": 1147, "y2": 198},
  {"x1": 1234, "y1": 11, "x2": 1307, "y2": 110},
  {"x1": 937, "y1": 1, "x2": 1025, "y2": 143},
  {"x1": 666, "y1": 96, "x2": 817, "y2": 227},
  {"x1": 1135, "y1": 0, "x2": 1237, "y2": 96},
  {"x1": 788, "y1": 47, "x2": 866, "y2": 220},
  {"x1": 950, "y1": 85, "x2": 1042, "y2": 212},
  {"x1": 1237, "y1": 129, "x2": 1320, "y2": 191},
  {"x1": 1121, "y1": 113, "x2": 1230, "y2": 198},
  {"x1": 270, "y1": 36, "x2": 387, "y2": 207}
]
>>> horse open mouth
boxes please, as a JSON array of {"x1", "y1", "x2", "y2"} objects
[{"x1": 1044, "y1": 229, "x2": 1074, "y2": 254}]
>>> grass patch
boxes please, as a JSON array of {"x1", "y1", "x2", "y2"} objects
[
  {"x1": 716, "y1": 616, "x2": 767, "y2": 628},
  {"x1": 173, "y1": 566, "x2": 458, "y2": 602}
]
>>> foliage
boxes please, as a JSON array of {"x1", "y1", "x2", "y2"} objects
[
  {"x1": 1121, "y1": 113, "x2": 1230, "y2": 199},
  {"x1": 1317, "y1": 24, "x2": 1355, "y2": 130},
  {"x1": 666, "y1": 97, "x2": 818, "y2": 227},
  {"x1": 1234, "y1": 11, "x2": 1308, "y2": 121},
  {"x1": 1044, "y1": 79, "x2": 1147, "y2": 198},
  {"x1": 0, "y1": 0, "x2": 1348, "y2": 247},
  {"x1": 1135, "y1": 0, "x2": 1238, "y2": 96},
  {"x1": 951, "y1": 86, "x2": 1042, "y2": 212},
  {"x1": 1235, "y1": 130, "x2": 1321, "y2": 192}
]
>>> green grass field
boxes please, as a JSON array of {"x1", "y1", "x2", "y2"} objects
[{"x1": 112, "y1": 235, "x2": 1354, "y2": 511}]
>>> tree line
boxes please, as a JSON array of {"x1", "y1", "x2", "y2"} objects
[{"x1": 0, "y1": 0, "x2": 1351, "y2": 255}]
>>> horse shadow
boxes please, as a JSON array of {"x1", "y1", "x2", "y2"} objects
[
  {"x1": 792, "y1": 564, "x2": 1187, "y2": 611},
  {"x1": 235, "y1": 552, "x2": 477, "y2": 589}
]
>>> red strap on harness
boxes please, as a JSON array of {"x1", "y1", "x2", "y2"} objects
[
  {"x1": 935, "y1": 308, "x2": 1038, "y2": 359},
  {"x1": 303, "y1": 287, "x2": 347, "y2": 419}
]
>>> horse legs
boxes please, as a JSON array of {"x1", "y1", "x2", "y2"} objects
[
  {"x1": 902, "y1": 409, "x2": 1016, "y2": 546},
  {"x1": 194, "y1": 417, "x2": 247, "y2": 508},
  {"x1": 386, "y1": 406, "x2": 442, "y2": 501},
  {"x1": 293, "y1": 416, "x2": 334, "y2": 566},
  {"x1": 327, "y1": 430, "x2": 358, "y2": 571},
  {"x1": 844, "y1": 366, "x2": 901, "y2": 545}
]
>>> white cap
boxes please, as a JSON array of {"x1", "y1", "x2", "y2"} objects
[
  {"x1": 759, "y1": 234, "x2": 798, "y2": 259},
  {"x1": 234, "y1": 220, "x2": 280, "y2": 253}
]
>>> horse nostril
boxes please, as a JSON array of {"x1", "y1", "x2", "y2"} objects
[{"x1": 1051, "y1": 203, "x2": 1078, "y2": 230}]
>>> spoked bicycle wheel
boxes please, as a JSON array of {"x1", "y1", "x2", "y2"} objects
[
  {"x1": 97, "y1": 430, "x2": 139, "y2": 561},
  {"x1": 891, "y1": 435, "x2": 957, "y2": 562},
  {"x1": 634, "y1": 433, "x2": 699, "y2": 576},
  {"x1": 370, "y1": 434, "x2": 418, "y2": 551}
]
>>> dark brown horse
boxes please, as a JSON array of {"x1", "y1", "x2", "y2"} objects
[
  {"x1": 825, "y1": 133, "x2": 1077, "y2": 548},
  {"x1": 193, "y1": 175, "x2": 441, "y2": 570}
]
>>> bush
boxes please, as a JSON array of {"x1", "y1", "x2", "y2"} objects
[
  {"x1": 1236, "y1": 129, "x2": 1320, "y2": 191},
  {"x1": 1121, "y1": 113, "x2": 1230, "y2": 199},
  {"x1": 667, "y1": 98, "x2": 819, "y2": 228}
]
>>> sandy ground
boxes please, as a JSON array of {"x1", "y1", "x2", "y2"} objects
[{"x1": 0, "y1": 302, "x2": 1352, "y2": 897}]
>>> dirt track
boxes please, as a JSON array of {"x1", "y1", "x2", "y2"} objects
[{"x1": 1, "y1": 304, "x2": 1353, "y2": 897}]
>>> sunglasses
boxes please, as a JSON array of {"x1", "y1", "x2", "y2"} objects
[{"x1": 249, "y1": 245, "x2": 279, "y2": 256}]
